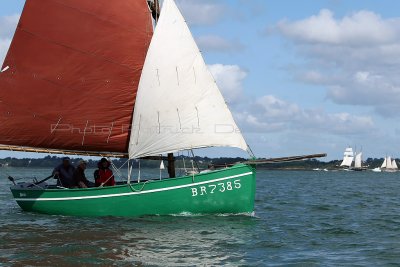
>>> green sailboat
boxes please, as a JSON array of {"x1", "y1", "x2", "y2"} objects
[
  {"x1": 11, "y1": 164, "x2": 256, "y2": 217},
  {"x1": 3, "y1": 0, "x2": 258, "y2": 217}
]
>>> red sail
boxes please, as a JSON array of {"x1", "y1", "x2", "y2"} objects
[{"x1": 0, "y1": 0, "x2": 153, "y2": 154}]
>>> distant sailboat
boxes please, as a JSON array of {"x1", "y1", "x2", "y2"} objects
[
  {"x1": 381, "y1": 156, "x2": 398, "y2": 172},
  {"x1": 352, "y1": 152, "x2": 366, "y2": 171},
  {"x1": 340, "y1": 147, "x2": 354, "y2": 169},
  {"x1": 339, "y1": 147, "x2": 366, "y2": 171},
  {"x1": 392, "y1": 159, "x2": 398, "y2": 169}
]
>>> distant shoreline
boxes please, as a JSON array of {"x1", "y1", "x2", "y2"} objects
[{"x1": 0, "y1": 155, "x2": 385, "y2": 170}]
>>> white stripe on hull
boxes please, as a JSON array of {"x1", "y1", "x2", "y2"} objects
[{"x1": 14, "y1": 171, "x2": 253, "y2": 202}]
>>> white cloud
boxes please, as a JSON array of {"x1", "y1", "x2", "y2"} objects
[
  {"x1": 300, "y1": 70, "x2": 325, "y2": 84},
  {"x1": 354, "y1": 71, "x2": 371, "y2": 83},
  {"x1": 255, "y1": 95, "x2": 300, "y2": 122},
  {"x1": 205, "y1": 63, "x2": 376, "y2": 137},
  {"x1": 0, "y1": 14, "x2": 19, "y2": 38},
  {"x1": 326, "y1": 72, "x2": 400, "y2": 115},
  {"x1": 0, "y1": 14, "x2": 19, "y2": 65},
  {"x1": 300, "y1": 110, "x2": 374, "y2": 135},
  {"x1": 176, "y1": 0, "x2": 226, "y2": 26},
  {"x1": 196, "y1": 35, "x2": 244, "y2": 53},
  {"x1": 208, "y1": 64, "x2": 247, "y2": 104},
  {"x1": 236, "y1": 94, "x2": 375, "y2": 135},
  {"x1": 277, "y1": 9, "x2": 399, "y2": 45},
  {"x1": 0, "y1": 39, "x2": 11, "y2": 65},
  {"x1": 235, "y1": 111, "x2": 286, "y2": 133},
  {"x1": 274, "y1": 10, "x2": 400, "y2": 117}
]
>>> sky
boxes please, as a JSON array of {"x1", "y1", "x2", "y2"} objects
[{"x1": 0, "y1": 0, "x2": 400, "y2": 160}]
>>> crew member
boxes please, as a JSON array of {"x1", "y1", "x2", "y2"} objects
[
  {"x1": 72, "y1": 160, "x2": 92, "y2": 188},
  {"x1": 52, "y1": 157, "x2": 75, "y2": 187},
  {"x1": 94, "y1": 158, "x2": 115, "y2": 187}
]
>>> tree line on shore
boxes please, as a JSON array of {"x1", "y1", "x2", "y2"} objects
[{"x1": 0, "y1": 155, "x2": 387, "y2": 170}]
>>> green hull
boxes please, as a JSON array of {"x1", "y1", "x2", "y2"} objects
[{"x1": 10, "y1": 164, "x2": 256, "y2": 217}]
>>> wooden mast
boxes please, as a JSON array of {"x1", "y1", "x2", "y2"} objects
[
  {"x1": 167, "y1": 153, "x2": 176, "y2": 178},
  {"x1": 148, "y1": 0, "x2": 160, "y2": 21}
]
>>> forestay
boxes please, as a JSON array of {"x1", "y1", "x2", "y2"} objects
[{"x1": 129, "y1": 0, "x2": 248, "y2": 158}]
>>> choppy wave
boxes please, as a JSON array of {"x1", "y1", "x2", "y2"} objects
[
  {"x1": 168, "y1": 211, "x2": 255, "y2": 217},
  {"x1": 1, "y1": 169, "x2": 400, "y2": 265}
]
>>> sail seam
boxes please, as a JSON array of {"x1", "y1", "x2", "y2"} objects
[
  {"x1": 156, "y1": 69, "x2": 161, "y2": 86},
  {"x1": 177, "y1": 108, "x2": 182, "y2": 129},
  {"x1": 157, "y1": 111, "x2": 161, "y2": 133},
  {"x1": 176, "y1": 66, "x2": 180, "y2": 85},
  {"x1": 195, "y1": 106, "x2": 200, "y2": 127},
  {"x1": 193, "y1": 67, "x2": 196, "y2": 84},
  {"x1": 136, "y1": 115, "x2": 142, "y2": 145}
]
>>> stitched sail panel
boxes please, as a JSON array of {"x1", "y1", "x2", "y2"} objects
[{"x1": 0, "y1": 0, "x2": 153, "y2": 153}]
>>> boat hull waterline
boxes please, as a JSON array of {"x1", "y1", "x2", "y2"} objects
[{"x1": 10, "y1": 164, "x2": 256, "y2": 217}]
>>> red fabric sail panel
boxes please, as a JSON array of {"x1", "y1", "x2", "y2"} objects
[{"x1": 0, "y1": 0, "x2": 153, "y2": 153}]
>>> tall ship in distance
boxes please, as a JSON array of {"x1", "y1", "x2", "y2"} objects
[{"x1": 339, "y1": 147, "x2": 366, "y2": 171}]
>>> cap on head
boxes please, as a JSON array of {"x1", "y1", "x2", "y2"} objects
[
  {"x1": 62, "y1": 157, "x2": 70, "y2": 161},
  {"x1": 78, "y1": 160, "x2": 87, "y2": 166},
  {"x1": 100, "y1": 158, "x2": 108, "y2": 163}
]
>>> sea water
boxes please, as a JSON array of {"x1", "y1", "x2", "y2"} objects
[{"x1": 1, "y1": 168, "x2": 400, "y2": 266}]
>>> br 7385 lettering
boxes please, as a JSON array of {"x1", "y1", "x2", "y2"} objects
[{"x1": 191, "y1": 179, "x2": 241, "y2": 197}]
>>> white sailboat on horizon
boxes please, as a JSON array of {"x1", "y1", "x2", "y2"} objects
[
  {"x1": 339, "y1": 147, "x2": 366, "y2": 171},
  {"x1": 392, "y1": 159, "x2": 398, "y2": 169},
  {"x1": 353, "y1": 151, "x2": 366, "y2": 171},
  {"x1": 340, "y1": 147, "x2": 354, "y2": 170},
  {"x1": 381, "y1": 156, "x2": 398, "y2": 172}
]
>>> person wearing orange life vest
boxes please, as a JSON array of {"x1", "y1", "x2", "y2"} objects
[{"x1": 94, "y1": 158, "x2": 115, "y2": 187}]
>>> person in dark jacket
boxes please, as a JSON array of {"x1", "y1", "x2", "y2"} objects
[
  {"x1": 52, "y1": 157, "x2": 75, "y2": 187},
  {"x1": 72, "y1": 160, "x2": 92, "y2": 188},
  {"x1": 94, "y1": 158, "x2": 115, "y2": 187}
]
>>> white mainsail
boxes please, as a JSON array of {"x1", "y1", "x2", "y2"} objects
[
  {"x1": 354, "y1": 152, "x2": 362, "y2": 168},
  {"x1": 340, "y1": 147, "x2": 354, "y2": 167},
  {"x1": 128, "y1": 0, "x2": 248, "y2": 158},
  {"x1": 381, "y1": 157, "x2": 387, "y2": 168},
  {"x1": 381, "y1": 156, "x2": 394, "y2": 169},
  {"x1": 386, "y1": 156, "x2": 393, "y2": 169},
  {"x1": 392, "y1": 159, "x2": 398, "y2": 169}
]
